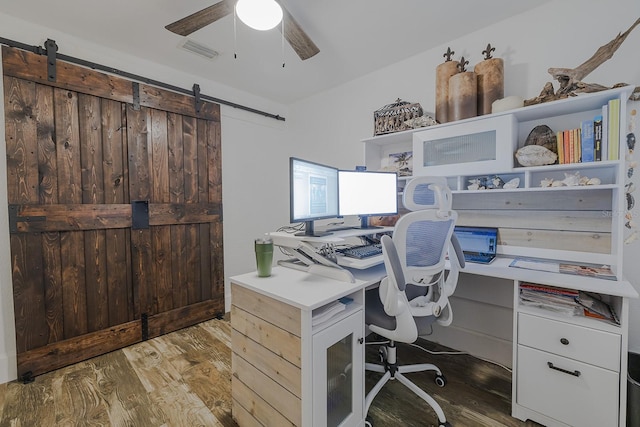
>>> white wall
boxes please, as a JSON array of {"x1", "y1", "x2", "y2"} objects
[
  {"x1": 0, "y1": 12, "x2": 292, "y2": 384},
  {"x1": 0, "y1": 0, "x2": 639, "y2": 383},
  {"x1": 287, "y1": 0, "x2": 640, "y2": 360}
]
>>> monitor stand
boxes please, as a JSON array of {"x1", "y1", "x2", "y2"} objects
[
  {"x1": 357, "y1": 215, "x2": 382, "y2": 230},
  {"x1": 294, "y1": 220, "x2": 332, "y2": 237}
]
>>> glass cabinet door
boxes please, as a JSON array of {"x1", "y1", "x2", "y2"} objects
[
  {"x1": 413, "y1": 114, "x2": 516, "y2": 176},
  {"x1": 313, "y1": 310, "x2": 364, "y2": 427}
]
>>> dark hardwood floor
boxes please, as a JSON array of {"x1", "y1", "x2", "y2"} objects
[
  {"x1": 364, "y1": 338, "x2": 541, "y2": 427},
  {"x1": 0, "y1": 317, "x2": 540, "y2": 426}
]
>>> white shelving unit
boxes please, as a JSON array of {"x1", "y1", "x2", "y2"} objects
[
  {"x1": 362, "y1": 86, "x2": 636, "y2": 427},
  {"x1": 363, "y1": 86, "x2": 631, "y2": 275}
]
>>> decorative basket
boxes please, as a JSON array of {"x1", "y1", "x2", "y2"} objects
[{"x1": 374, "y1": 99, "x2": 423, "y2": 136}]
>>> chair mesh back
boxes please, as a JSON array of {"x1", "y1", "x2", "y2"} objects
[
  {"x1": 405, "y1": 219, "x2": 453, "y2": 267},
  {"x1": 410, "y1": 183, "x2": 438, "y2": 208}
]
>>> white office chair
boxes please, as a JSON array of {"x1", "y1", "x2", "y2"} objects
[{"x1": 364, "y1": 176, "x2": 464, "y2": 427}]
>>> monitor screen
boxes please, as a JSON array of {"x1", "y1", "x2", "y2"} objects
[
  {"x1": 290, "y1": 157, "x2": 339, "y2": 236},
  {"x1": 338, "y1": 170, "x2": 398, "y2": 228}
]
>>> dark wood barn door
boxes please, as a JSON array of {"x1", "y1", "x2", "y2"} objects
[{"x1": 2, "y1": 46, "x2": 224, "y2": 380}]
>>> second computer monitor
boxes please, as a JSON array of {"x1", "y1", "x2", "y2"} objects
[{"x1": 338, "y1": 170, "x2": 398, "y2": 229}]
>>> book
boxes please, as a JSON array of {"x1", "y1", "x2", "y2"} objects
[
  {"x1": 607, "y1": 98, "x2": 620, "y2": 160},
  {"x1": 568, "y1": 128, "x2": 575, "y2": 163},
  {"x1": 520, "y1": 283, "x2": 579, "y2": 297},
  {"x1": 574, "y1": 128, "x2": 581, "y2": 163},
  {"x1": 519, "y1": 283, "x2": 581, "y2": 315},
  {"x1": 593, "y1": 115, "x2": 603, "y2": 161},
  {"x1": 580, "y1": 119, "x2": 594, "y2": 162},
  {"x1": 602, "y1": 104, "x2": 609, "y2": 160},
  {"x1": 563, "y1": 129, "x2": 571, "y2": 163},
  {"x1": 556, "y1": 131, "x2": 565, "y2": 164},
  {"x1": 558, "y1": 262, "x2": 616, "y2": 280}
]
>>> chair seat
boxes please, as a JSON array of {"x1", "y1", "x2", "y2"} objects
[{"x1": 365, "y1": 288, "x2": 437, "y2": 337}]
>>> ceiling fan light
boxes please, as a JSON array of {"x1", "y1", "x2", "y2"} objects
[{"x1": 235, "y1": 0, "x2": 283, "y2": 31}]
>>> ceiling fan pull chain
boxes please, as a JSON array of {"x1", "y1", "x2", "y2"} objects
[
  {"x1": 281, "y1": 16, "x2": 285, "y2": 67},
  {"x1": 233, "y1": 6, "x2": 238, "y2": 59}
]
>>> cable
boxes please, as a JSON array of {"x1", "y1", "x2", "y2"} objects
[
  {"x1": 365, "y1": 337, "x2": 512, "y2": 373},
  {"x1": 408, "y1": 341, "x2": 512, "y2": 373}
]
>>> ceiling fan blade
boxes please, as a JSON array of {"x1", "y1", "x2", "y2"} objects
[
  {"x1": 280, "y1": 5, "x2": 320, "y2": 60},
  {"x1": 165, "y1": 0, "x2": 233, "y2": 36}
]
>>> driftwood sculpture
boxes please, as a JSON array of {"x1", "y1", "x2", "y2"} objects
[{"x1": 525, "y1": 17, "x2": 640, "y2": 106}]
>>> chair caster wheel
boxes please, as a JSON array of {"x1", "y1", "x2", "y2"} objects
[
  {"x1": 435, "y1": 374, "x2": 446, "y2": 387},
  {"x1": 364, "y1": 416, "x2": 373, "y2": 427},
  {"x1": 439, "y1": 422, "x2": 451, "y2": 427}
]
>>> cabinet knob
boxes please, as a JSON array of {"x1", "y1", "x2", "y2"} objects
[
  {"x1": 358, "y1": 338, "x2": 364, "y2": 345},
  {"x1": 560, "y1": 338, "x2": 569, "y2": 345}
]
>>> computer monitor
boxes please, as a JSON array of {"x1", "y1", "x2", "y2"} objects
[
  {"x1": 338, "y1": 170, "x2": 398, "y2": 229},
  {"x1": 290, "y1": 157, "x2": 339, "y2": 237}
]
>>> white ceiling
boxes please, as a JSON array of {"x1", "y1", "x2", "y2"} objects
[{"x1": 0, "y1": 0, "x2": 547, "y2": 104}]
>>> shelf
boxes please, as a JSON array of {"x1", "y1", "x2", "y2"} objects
[
  {"x1": 362, "y1": 127, "x2": 419, "y2": 145},
  {"x1": 506, "y1": 86, "x2": 632, "y2": 123},
  {"x1": 453, "y1": 184, "x2": 617, "y2": 194},
  {"x1": 514, "y1": 159, "x2": 621, "y2": 172},
  {"x1": 517, "y1": 303, "x2": 621, "y2": 334},
  {"x1": 362, "y1": 87, "x2": 632, "y2": 147}
]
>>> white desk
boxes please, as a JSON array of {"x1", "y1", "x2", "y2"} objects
[
  {"x1": 453, "y1": 255, "x2": 637, "y2": 427},
  {"x1": 230, "y1": 254, "x2": 638, "y2": 427}
]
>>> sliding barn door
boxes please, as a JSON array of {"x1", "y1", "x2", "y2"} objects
[{"x1": 2, "y1": 46, "x2": 224, "y2": 380}]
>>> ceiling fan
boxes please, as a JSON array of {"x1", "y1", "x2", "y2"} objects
[{"x1": 165, "y1": 0, "x2": 320, "y2": 60}]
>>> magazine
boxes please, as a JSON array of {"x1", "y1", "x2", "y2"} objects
[{"x1": 509, "y1": 258, "x2": 616, "y2": 280}]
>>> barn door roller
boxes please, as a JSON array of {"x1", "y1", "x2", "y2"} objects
[{"x1": 45, "y1": 38, "x2": 58, "y2": 82}]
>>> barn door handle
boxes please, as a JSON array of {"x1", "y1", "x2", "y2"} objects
[{"x1": 547, "y1": 362, "x2": 580, "y2": 377}]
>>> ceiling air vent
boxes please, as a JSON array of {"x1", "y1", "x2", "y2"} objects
[{"x1": 179, "y1": 39, "x2": 219, "y2": 60}]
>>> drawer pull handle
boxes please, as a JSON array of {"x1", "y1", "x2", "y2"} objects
[
  {"x1": 547, "y1": 362, "x2": 581, "y2": 377},
  {"x1": 560, "y1": 338, "x2": 569, "y2": 345}
]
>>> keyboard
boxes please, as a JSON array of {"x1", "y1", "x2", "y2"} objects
[{"x1": 338, "y1": 244, "x2": 383, "y2": 259}]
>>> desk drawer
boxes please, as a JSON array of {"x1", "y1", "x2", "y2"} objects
[
  {"x1": 518, "y1": 313, "x2": 620, "y2": 370},
  {"x1": 517, "y1": 345, "x2": 619, "y2": 427}
]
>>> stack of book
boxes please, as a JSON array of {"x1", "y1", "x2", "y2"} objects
[
  {"x1": 555, "y1": 98, "x2": 620, "y2": 164},
  {"x1": 519, "y1": 282, "x2": 619, "y2": 324}
]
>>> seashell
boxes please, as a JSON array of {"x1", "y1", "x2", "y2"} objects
[
  {"x1": 586, "y1": 177, "x2": 601, "y2": 185},
  {"x1": 525, "y1": 124, "x2": 557, "y2": 154},
  {"x1": 503, "y1": 177, "x2": 520, "y2": 189},
  {"x1": 626, "y1": 182, "x2": 636, "y2": 193},
  {"x1": 515, "y1": 145, "x2": 557, "y2": 167},
  {"x1": 561, "y1": 172, "x2": 581, "y2": 186},
  {"x1": 628, "y1": 193, "x2": 635, "y2": 210},
  {"x1": 579, "y1": 176, "x2": 590, "y2": 185},
  {"x1": 491, "y1": 176, "x2": 505, "y2": 189},
  {"x1": 628, "y1": 132, "x2": 636, "y2": 151},
  {"x1": 404, "y1": 114, "x2": 438, "y2": 129},
  {"x1": 540, "y1": 178, "x2": 553, "y2": 187},
  {"x1": 467, "y1": 179, "x2": 481, "y2": 191},
  {"x1": 551, "y1": 180, "x2": 565, "y2": 187},
  {"x1": 625, "y1": 230, "x2": 638, "y2": 245}
]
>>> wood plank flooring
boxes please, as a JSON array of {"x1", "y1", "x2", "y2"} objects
[{"x1": 0, "y1": 317, "x2": 540, "y2": 426}]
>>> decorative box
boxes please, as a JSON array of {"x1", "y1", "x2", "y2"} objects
[{"x1": 374, "y1": 99, "x2": 423, "y2": 136}]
